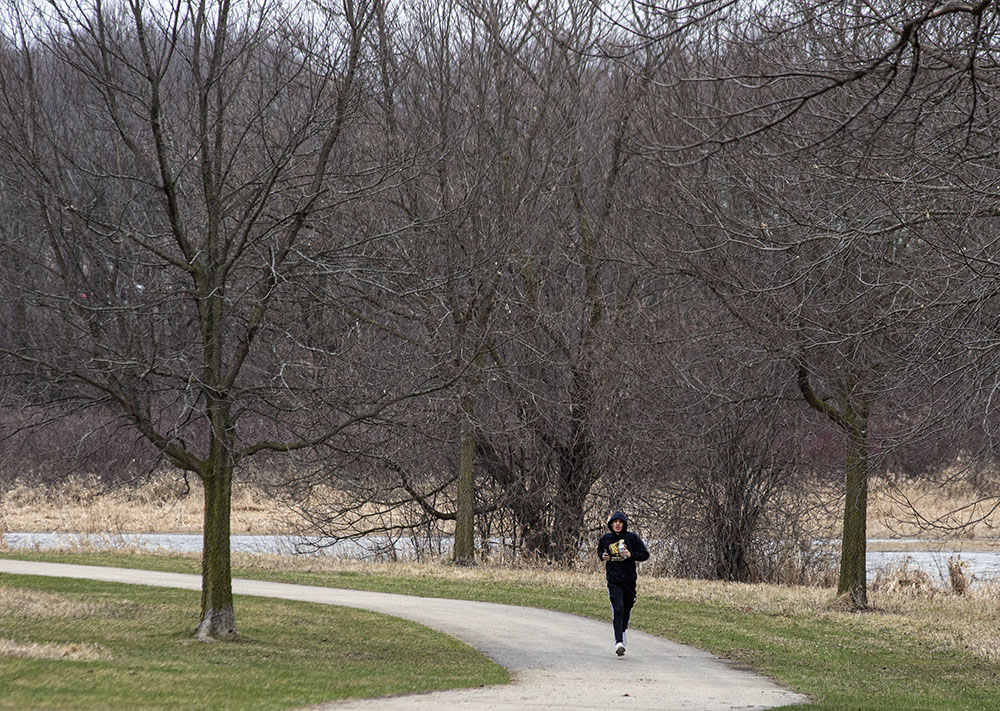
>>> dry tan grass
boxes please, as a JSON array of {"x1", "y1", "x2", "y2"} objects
[
  {"x1": 869, "y1": 477, "x2": 1000, "y2": 540},
  {"x1": 0, "y1": 474, "x2": 422, "y2": 536},
  {"x1": 0, "y1": 583, "x2": 139, "y2": 620},
  {"x1": 869, "y1": 581, "x2": 1000, "y2": 663},
  {"x1": 0, "y1": 638, "x2": 110, "y2": 661},
  {"x1": 0, "y1": 473, "x2": 294, "y2": 535},
  {"x1": 230, "y1": 551, "x2": 610, "y2": 592},
  {"x1": 0, "y1": 584, "x2": 118, "y2": 662},
  {"x1": 5, "y1": 470, "x2": 999, "y2": 545}
]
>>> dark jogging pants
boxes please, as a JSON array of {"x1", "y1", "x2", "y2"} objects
[{"x1": 607, "y1": 580, "x2": 636, "y2": 644}]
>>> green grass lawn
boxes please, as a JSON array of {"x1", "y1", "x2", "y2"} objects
[
  {"x1": 4, "y1": 549, "x2": 1000, "y2": 710},
  {"x1": 0, "y1": 570, "x2": 507, "y2": 711}
]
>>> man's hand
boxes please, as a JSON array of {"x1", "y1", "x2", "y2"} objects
[
  {"x1": 620, "y1": 545, "x2": 630, "y2": 558},
  {"x1": 602, "y1": 552, "x2": 610, "y2": 561}
]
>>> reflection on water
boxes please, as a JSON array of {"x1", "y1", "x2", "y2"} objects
[{"x1": 3, "y1": 532, "x2": 999, "y2": 583}]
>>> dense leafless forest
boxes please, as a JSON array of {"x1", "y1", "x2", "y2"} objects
[{"x1": 2, "y1": 0, "x2": 1000, "y2": 634}]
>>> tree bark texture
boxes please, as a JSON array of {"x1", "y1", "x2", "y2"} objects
[
  {"x1": 196, "y1": 397, "x2": 237, "y2": 641},
  {"x1": 196, "y1": 464, "x2": 236, "y2": 640},
  {"x1": 453, "y1": 393, "x2": 477, "y2": 565},
  {"x1": 839, "y1": 411, "x2": 869, "y2": 607}
]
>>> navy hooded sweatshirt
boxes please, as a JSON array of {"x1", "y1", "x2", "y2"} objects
[{"x1": 597, "y1": 511, "x2": 650, "y2": 585}]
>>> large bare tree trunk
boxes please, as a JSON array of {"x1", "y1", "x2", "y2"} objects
[
  {"x1": 196, "y1": 400, "x2": 237, "y2": 641},
  {"x1": 798, "y1": 365, "x2": 870, "y2": 608},
  {"x1": 196, "y1": 463, "x2": 235, "y2": 641},
  {"x1": 839, "y1": 408, "x2": 869, "y2": 607},
  {"x1": 453, "y1": 393, "x2": 476, "y2": 565},
  {"x1": 551, "y1": 469, "x2": 591, "y2": 563}
]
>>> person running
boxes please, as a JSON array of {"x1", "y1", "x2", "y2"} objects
[{"x1": 597, "y1": 510, "x2": 650, "y2": 656}]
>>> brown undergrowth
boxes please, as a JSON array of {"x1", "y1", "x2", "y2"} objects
[
  {"x1": 0, "y1": 473, "x2": 292, "y2": 535},
  {"x1": 869, "y1": 475, "x2": 1000, "y2": 540},
  {"x1": 4, "y1": 472, "x2": 999, "y2": 540}
]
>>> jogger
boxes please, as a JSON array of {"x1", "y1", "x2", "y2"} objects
[{"x1": 597, "y1": 511, "x2": 649, "y2": 656}]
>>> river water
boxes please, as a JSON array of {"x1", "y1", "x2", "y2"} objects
[
  {"x1": 3, "y1": 532, "x2": 999, "y2": 585},
  {"x1": 864, "y1": 548, "x2": 1000, "y2": 584},
  {"x1": 0, "y1": 532, "x2": 404, "y2": 558}
]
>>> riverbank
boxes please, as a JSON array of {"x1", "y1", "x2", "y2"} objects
[
  {"x1": 4, "y1": 472, "x2": 1000, "y2": 590},
  {"x1": 4, "y1": 472, "x2": 998, "y2": 539},
  {"x1": 3, "y1": 531, "x2": 999, "y2": 586}
]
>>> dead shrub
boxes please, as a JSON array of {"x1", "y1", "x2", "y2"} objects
[
  {"x1": 948, "y1": 556, "x2": 972, "y2": 596},
  {"x1": 871, "y1": 557, "x2": 937, "y2": 597}
]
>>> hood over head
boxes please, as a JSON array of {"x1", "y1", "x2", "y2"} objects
[{"x1": 607, "y1": 511, "x2": 628, "y2": 532}]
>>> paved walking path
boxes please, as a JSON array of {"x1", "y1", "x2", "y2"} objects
[{"x1": 0, "y1": 559, "x2": 808, "y2": 710}]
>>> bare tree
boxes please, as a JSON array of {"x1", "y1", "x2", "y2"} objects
[
  {"x1": 0, "y1": 0, "x2": 413, "y2": 639},
  {"x1": 277, "y1": 1, "x2": 668, "y2": 565},
  {"x1": 458, "y1": 0, "x2": 661, "y2": 562},
  {"x1": 587, "y1": 0, "x2": 1000, "y2": 606}
]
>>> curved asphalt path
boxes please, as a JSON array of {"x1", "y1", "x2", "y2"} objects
[{"x1": 0, "y1": 559, "x2": 807, "y2": 710}]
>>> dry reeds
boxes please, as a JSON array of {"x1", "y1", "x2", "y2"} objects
[
  {"x1": 869, "y1": 476, "x2": 1000, "y2": 540},
  {"x1": 947, "y1": 556, "x2": 972, "y2": 596},
  {"x1": 871, "y1": 557, "x2": 937, "y2": 598},
  {"x1": 0, "y1": 472, "x2": 293, "y2": 535}
]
